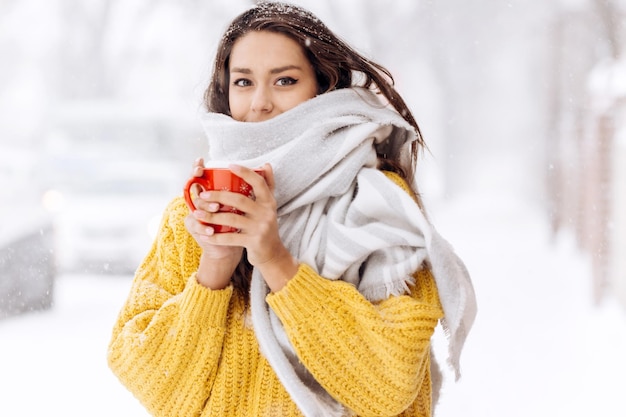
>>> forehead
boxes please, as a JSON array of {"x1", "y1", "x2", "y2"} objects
[{"x1": 230, "y1": 31, "x2": 308, "y2": 67}]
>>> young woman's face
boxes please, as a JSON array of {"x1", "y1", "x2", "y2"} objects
[{"x1": 228, "y1": 31, "x2": 318, "y2": 122}]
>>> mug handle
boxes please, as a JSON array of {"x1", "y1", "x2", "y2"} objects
[{"x1": 183, "y1": 177, "x2": 210, "y2": 211}]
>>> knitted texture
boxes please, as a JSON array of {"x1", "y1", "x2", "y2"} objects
[
  {"x1": 107, "y1": 173, "x2": 443, "y2": 417},
  {"x1": 201, "y1": 88, "x2": 477, "y2": 398}
]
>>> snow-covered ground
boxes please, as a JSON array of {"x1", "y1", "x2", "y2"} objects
[
  {"x1": 1, "y1": 188, "x2": 625, "y2": 417},
  {"x1": 0, "y1": 274, "x2": 148, "y2": 416},
  {"x1": 431, "y1": 189, "x2": 626, "y2": 417}
]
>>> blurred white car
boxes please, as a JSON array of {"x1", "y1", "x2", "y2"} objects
[
  {"x1": 40, "y1": 99, "x2": 203, "y2": 274},
  {"x1": 46, "y1": 160, "x2": 185, "y2": 274},
  {"x1": 0, "y1": 146, "x2": 55, "y2": 318}
]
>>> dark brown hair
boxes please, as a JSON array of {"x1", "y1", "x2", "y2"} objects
[{"x1": 203, "y1": 1, "x2": 427, "y2": 302}]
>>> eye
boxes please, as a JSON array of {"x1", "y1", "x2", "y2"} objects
[
  {"x1": 233, "y1": 78, "x2": 252, "y2": 87},
  {"x1": 276, "y1": 77, "x2": 297, "y2": 86}
]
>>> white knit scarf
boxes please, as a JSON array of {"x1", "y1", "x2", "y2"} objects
[{"x1": 199, "y1": 88, "x2": 477, "y2": 417}]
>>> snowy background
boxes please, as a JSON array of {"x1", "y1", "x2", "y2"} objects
[{"x1": 1, "y1": 0, "x2": 626, "y2": 416}]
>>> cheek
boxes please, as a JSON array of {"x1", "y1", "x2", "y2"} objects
[
  {"x1": 228, "y1": 95, "x2": 246, "y2": 121},
  {"x1": 283, "y1": 89, "x2": 317, "y2": 112},
  {"x1": 301, "y1": 81, "x2": 319, "y2": 103}
]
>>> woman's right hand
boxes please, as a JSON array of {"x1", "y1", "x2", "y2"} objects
[{"x1": 184, "y1": 158, "x2": 243, "y2": 289}]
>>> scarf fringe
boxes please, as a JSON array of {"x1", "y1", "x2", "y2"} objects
[
  {"x1": 359, "y1": 275, "x2": 416, "y2": 302},
  {"x1": 200, "y1": 88, "x2": 476, "y2": 416}
]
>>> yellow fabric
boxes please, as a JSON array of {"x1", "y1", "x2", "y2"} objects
[{"x1": 107, "y1": 172, "x2": 443, "y2": 417}]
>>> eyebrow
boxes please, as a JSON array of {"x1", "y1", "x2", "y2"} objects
[{"x1": 230, "y1": 65, "x2": 303, "y2": 74}]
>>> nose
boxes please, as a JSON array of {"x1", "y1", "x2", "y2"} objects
[{"x1": 250, "y1": 87, "x2": 273, "y2": 114}]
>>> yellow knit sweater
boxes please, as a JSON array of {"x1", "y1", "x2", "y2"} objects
[{"x1": 107, "y1": 172, "x2": 443, "y2": 417}]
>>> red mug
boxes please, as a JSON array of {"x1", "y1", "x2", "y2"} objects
[{"x1": 183, "y1": 167, "x2": 263, "y2": 233}]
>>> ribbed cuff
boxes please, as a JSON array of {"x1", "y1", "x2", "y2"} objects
[
  {"x1": 266, "y1": 263, "x2": 335, "y2": 324},
  {"x1": 179, "y1": 273, "x2": 233, "y2": 325}
]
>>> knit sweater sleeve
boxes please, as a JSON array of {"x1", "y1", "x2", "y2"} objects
[
  {"x1": 267, "y1": 265, "x2": 442, "y2": 416},
  {"x1": 267, "y1": 172, "x2": 443, "y2": 416},
  {"x1": 107, "y1": 197, "x2": 233, "y2": 417}
]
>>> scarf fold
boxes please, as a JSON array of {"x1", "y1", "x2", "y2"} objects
[{"x1": 199, "y1": 88, "x2": 477, "y2": 417}]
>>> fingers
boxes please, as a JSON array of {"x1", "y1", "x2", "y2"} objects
[
  {"x1": 184, "y1": 211, "x2": 215, "y2": 242},
  {"x1": 186, "y1": 208, "x2": 241, "y2": 242},
  {"x1": 192, "y1": 194, "x2": 248, "y2": 234},
  {"x1": 188, "y1": 158, "x2": 206, "y2": 195},
  {"x1": 192, "y1": 206, "x2": 238, "y2": 230},
  {"x1": 196, "y1": 190, "x2": 247, "y2": 211},
  {"x1": 184, "y1": 212, "x2": 245, "y2": 270},
  {"x1": 193, "y1": 157, "x2": 205, "y2": 177},
  {"x1": 229, "y1": 163, "x2": 274, "y2": 201},
  {"x1": 260, "y1": 163, "x2": 275, "y2": 193},
  {"x1": 193, "y1": 188, "x2": 272, "y2": 236},
  {"x1": 193, "y1": 197, "x2": 221, "y2": 213},
  {"x1": 188, "y1": 164, "x2": 278, "y2": 247}
]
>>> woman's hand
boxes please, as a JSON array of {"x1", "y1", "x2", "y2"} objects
[
  {"x1": 184, "y1": 158, "x2": 243, "y2": 289},
  {"x1": 191, "y1": 163, "x2": 298, "y2": 292}
]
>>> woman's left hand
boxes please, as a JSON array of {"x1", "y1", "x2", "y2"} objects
[{"x1": 194, "y1": 163, "x2": 298, "y2": 291}]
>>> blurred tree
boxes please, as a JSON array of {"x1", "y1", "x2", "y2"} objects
[
  {"x1": 593, "y1": 0, "x2": 624, "y2": 59},
  {"x1": 0, "y1": 0, "x2": 63, "y2": 144},
  {"x1": 51, "y1": 0, "x2": 245, "y2": 100},
  {"x1": 55, "y1": 0, "x2": 115, "y2": 98},
  {"x1": 545, "y1": 0, "x2": 626, "y2": 304},
  {"x1": 415, "y1": 0, "x2": 553, "y2": 199}
]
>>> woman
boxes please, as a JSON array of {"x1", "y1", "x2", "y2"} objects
[{"x1": 107, "y1": 2, "x2": 476, "y2": 416}]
